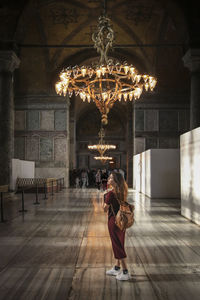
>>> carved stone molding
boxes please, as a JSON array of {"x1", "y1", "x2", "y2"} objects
[
  {"x1": 15, "y1": 131, "x2": 67, "y2": 138},
  {"x1": 0, "y1": 51, "x2": 20, "y2": 73},
  {"x1": 183, "y1": 48, "x2": 200, "y2": 73}
]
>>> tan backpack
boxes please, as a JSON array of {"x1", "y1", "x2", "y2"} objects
[{"x1": 111, "y1": 200, "x2": 135, "y2": 231}]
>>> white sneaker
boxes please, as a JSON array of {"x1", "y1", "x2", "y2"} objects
[
  {"x1": 116, "y1": 272, "x2": 131, "y2": 281},
  {"x1": 106, "y1": 267, "x2": 120, "y2": 276}
]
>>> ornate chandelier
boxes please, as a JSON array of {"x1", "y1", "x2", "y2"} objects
[
  {"x1": 94, "y1": 155, "x2": 113, "y2": 164},
  {"x1": 88, "y1": 128, "x2": 116, "y2": 156},
  {"x1": 55, "y1": 4, "x2": 157, "y2": 125}
]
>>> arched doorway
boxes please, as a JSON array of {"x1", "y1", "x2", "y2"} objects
[{"x1": 69, "y1": 100, "x2": 133, "y2": 186}]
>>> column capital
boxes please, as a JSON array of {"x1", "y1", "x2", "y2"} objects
[
  {"x1": 0, "y1": 51, "x2": 20, "y2": 72},
  {"x1": 183, "y1": 48, "x2": 200, "y2": 72}
]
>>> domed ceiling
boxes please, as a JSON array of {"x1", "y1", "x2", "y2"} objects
[{"x1": 0, "y1": 0, "x2": 194, "y2": 101}]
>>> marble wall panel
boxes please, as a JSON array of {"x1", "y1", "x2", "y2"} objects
[
  {"x1": 35, "y1": 167, "x2": 67, "y2": 185},
  {"x1": 14, "y1": 137, "x2": 25, "y2": 160},
  {"x1": 35, "y1": 161, "x2": 66, "y2": 167},
  {"x1": 78, "y1": 155, "x2": 88, "y2": 169},
  {"x1": 54, "y1": 161, "x2": 66, "y2": 167},
  {"x1": 26, "y1": 110, "x2": 40, "y2": 130},
  {"x1": 55, "y1": 110, "x2": 66, "y2": 131},
  {"x1": 144, "y1": 110, "x2": 158, "y2": 131},
  {"x1": 40, "y1": 111, "x2": 54, "y2": 130},
  {"x1": 159, "y1": 111, "x2": 178, "y2": 131},
  {"x1": 178, "y1": 110, "x2": 190, "y2": 132},
  {"x1": 146, "y1": 137, "x2": 158, "y2": 150},
  {"x1": 135, "y1": 137, "x2": 145, "y2": 154},
  {"x1": 15, "y1": 111, "x2": 25, "y2": 130},
  {"x1": 40, "y1": 138, "x2": 53, "y2": 161},
  {"x1": 135, "y1": 110, "x2": 144, "y2": 131},
  {"x1": 26, "y1": 136, "x2": 39, "y2": 161},
  {"x1": 159, "y1": 137, "x2": 179, "y2": 148},
  {"x1": 54, "y1": 138, "x2": 67, "y2": 161}
]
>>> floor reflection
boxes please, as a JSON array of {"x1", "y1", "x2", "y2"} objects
[{"x1": 0, "y1": 188, "x2": 200, "y2": 300}]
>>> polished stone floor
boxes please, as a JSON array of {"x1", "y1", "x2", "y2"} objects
[{"x1": 0, "y1": 188, "x2": 200, "y2": 300}]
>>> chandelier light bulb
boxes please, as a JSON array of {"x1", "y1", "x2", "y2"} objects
[
  {"x1": 124, "y1": 64, "x2": 129, "y2": 74},
  {"x1": 123, "y1": 93, "x2": 128, "y2": 101},
  {"x1": 118, "y1": 93, "x2": 122, "y2": 101},
  {"x1": 143, "y1": 75, "x2": 148, "y2": 82},
  {"x1": 129, "y1": 66, "x2": 135, "y2": 75},
  {"x1": 96, "y1": 68, "x2": 101, "y2": 78},
  {"x1": 101, "y1": 66, "x2": 107, "y2": 76},
  {"x1": 94, "y1": 156, "x2": 113, "y2": 160},
  {"x1": 129, "y1": 91, "x2": 134, "y2": 101},
  {"x1": 87, "y1": 94, "x2": 91, "y2": 103},
  {"x1": 81, "y1": 66, "x2": 87, "y2": 77},
  {"x1": 145, "y1": 83, "x2": 149, "y2": 91}
]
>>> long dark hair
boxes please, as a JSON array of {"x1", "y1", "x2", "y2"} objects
[{"x1": 111, "y1": 172, "x2": 128, "y2": 203}]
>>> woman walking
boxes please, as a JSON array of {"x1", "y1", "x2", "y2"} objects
[{"x1": 103, "y1": 172, "x2": 130, "y2": 281}]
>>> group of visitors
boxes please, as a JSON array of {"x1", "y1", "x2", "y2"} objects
[{"x1": 69, "y1": 168, "x2": 126, "y2": 190}]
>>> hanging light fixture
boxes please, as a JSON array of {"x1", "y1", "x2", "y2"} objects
[
  {"x1": 55, "y1": 1, "x2": 157, "y2": 125},
  {"x1": 88, "y1": 127, "x2": 116, "y2": 156},
  {"x1": 94, "y1": 155, "x2": 113, "y2": 164}
]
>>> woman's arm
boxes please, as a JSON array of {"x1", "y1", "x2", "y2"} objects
[{"x1": 103, "y1": 203, "x2": 109, "y2": 212}]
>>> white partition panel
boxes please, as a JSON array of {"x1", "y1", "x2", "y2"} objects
[
  {"x1": 133, "y1": 149, "x2": 180, "y2": 198},
  {"x1": 133, "y1": 150, "x2": 151, "y2": 197},
  {"x1": 180, "y1": 127, "x2": 200, "y2": 225},
  {"x1": 11, "y1": 159, "x2": 35, "y2": 190}
]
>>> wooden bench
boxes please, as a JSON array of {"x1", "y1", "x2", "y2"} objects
[{"x1": 16, "y1": 178, "x2": 64, "y2": 193}]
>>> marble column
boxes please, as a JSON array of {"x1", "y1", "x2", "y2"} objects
[
  {"x1": 0, "y1": 51, "x2": 20, "y2": 186},
  {"x1": 69, "y1": 116, "x2": 77, "y2": 169},
  {"x1": 183, "y1": 48, "x2": 200, "y2": 130},
  {"x1": 126, "y1": 102, "x2": 133, "y2": 187},
  {"x1": 65, "y1": 97, "x2": 70, "y2": 188}
]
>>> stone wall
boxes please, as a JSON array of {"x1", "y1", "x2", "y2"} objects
[
  {"x1": 14, "y1": 100, "x2": 69, "y2": 187},
  {"x1": 134, "y1": 102, "x2": 190, "y2": 154}
]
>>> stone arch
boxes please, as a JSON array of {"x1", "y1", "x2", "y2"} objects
[{"x1": 73, "y1": 101, "x2": 129, "y2": 171}]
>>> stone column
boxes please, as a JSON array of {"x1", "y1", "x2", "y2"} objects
[
  {"x1": 65, "y1": 97, "x2": 70, "y2": 188},
  {"x1": 183, "y1": 48, "x2": 200, "y2": 130},
  {"x1": 69, "y1": 116, "x2": 77, "y2": 169},
  {"x1": 126, "y1": 102, "x2": 133, "y2": 187},
  {"x1": 0, "y1": 51, "x2": 20, "y2": 186}
]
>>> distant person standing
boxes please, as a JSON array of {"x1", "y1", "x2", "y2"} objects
[
  {"x1": 95, "y1": 169, "x2": 101, "y2": 190},
  {"x1": 81, "y1": 169, "x2": 88, "y2": 189},
  {"x1": 75, "y1": 176, "x2": 80, "y2": 188}
]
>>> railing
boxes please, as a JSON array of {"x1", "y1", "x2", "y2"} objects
[
  {"x1": 0, "y1": 177, "x2": 65, "y2": 222},
  {"x1": 16, "y1": 177, "x2": 64, "y2": 193}
]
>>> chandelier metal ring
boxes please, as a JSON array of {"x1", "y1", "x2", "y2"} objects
[
  {"x1": 94, "y1": 155, "x2": 113, "y2": 164},
  {"x1": 55, "y1": 10, "x2": 157, "y2": 125},
  {"x1": 88, "y1": 128, "x2": 116, "y2": 156}
]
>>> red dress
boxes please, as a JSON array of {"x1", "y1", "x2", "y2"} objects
[{"x1": 105, "y1": 191, "x2": 127, "y2": 259}]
